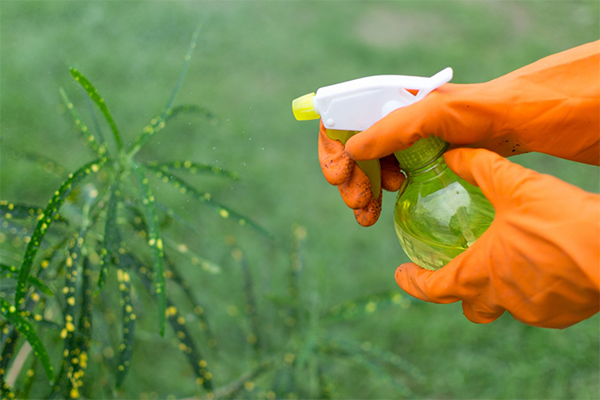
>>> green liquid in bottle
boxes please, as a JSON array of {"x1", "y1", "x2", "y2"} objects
[{"x1": 393, "y1": 138, "x2": 495, "y2": 270}]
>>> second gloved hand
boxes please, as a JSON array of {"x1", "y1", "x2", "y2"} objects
[{"x1": 395, "y1": 148, "x2": 600, "y2": 328}]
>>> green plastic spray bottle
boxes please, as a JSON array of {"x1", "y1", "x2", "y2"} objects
[{"x1": 292, "y1": 68, "x2": 495, "y2": 270}]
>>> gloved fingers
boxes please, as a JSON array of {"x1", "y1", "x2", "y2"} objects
[
  {"x1": 337, "y1": 163, "x2": 372, "y2": 209},
  {"x1": 345, "y1": 92, "x2": 444, "y2": 161},
  {"x1": 380, "y1": 155, "x2": 405, "y2": 192},
  {"x1": 318, "y1": 122, "x2": 353, "y2": 186},
  {"x1": 394, "y1": 263, "x2": 462, "y2": 304},
  {"x1": 318, "y1": 120, "x2": 385, "y2": 225},
  {"x1": 353, "y1": 185, "x2": 382, "y2": 227}
]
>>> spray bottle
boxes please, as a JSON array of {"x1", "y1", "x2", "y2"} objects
[{"x1": 292, "y1": 68, "x2": 495, "y2": 270}]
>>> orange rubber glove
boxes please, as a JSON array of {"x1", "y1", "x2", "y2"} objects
[
  {"x1": 319, "y1": 41, "x2": 599, "y2": 225},
  {"x1": 395, "y1": 148, "x2": 600, "y2": 328},
  {"x1": 318, "y1": 122, "x2": 404, "y2": 226},
  {"x1": 347, "y1": 40, "x2": 599, "y2": 164}
]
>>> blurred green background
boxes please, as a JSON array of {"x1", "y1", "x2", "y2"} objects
[{"x1": 1, "y1": 1, "x2": 599, "y2": 399}]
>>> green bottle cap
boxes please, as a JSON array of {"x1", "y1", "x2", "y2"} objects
[{"x1": 394, "y1": 136, "x2": 448, "y2": 171}]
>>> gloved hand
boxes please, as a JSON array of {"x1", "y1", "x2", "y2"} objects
[
  {"x1": 320, "y1": 41, "x2": 599, "y2": 226},
  {"x1": 346, "y1": 40, "x2": 599, "y2": 165},
  {"x1": 395, "y1": 148, "x2": 600, "y2": 328},
  {"x1": 318, "y1": 122, "x2": 404, "y2": 226}
]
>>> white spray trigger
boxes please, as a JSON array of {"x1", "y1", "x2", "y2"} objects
[
  {"x1": 414, "y1": 67, "x2": 453, "y2": 101},
  {"x1": 314, "y1": 67, "x2": 453, "y2": 131}
]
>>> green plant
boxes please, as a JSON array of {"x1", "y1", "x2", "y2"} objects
[
  {"x1": 0, "y1": 25, "x2": 269, "y2": 399},
  {"x1": 220, "y1": 227, "x2": 423, "y2": 399},
  {"x1": 0, "y1": 25, "x2": 421, "y2": 400}
]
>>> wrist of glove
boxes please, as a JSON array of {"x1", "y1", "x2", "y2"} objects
[{"x1": 395, "y1": 148, "x2": 600, "y2": 329}]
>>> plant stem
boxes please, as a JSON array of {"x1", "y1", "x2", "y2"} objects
[{"x1": 5, "y1": 341, "x2": 32, "y2": 388}]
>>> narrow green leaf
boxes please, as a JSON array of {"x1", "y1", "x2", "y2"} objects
[
  {"x1": 208, "y1": 361, "x2": 270, "y2": 399},
  {"x1": 70, "y1": 68, "x2": 123, "y2": 151},
  {"x1": 27, "y1": 276, "x2": 53, "y2": 297},
  {"x1": 18, "y1": 356, "x2": 37, "y2": 400},
  {"x1": 162, "y1": 25, "x2": 202, "y2": 116},
  {"x1": 3, "y1": 148, "x2": 66, "y2": 177},
  {"x1": 321, "y1": 291, "x2": 412, "y2": 323},
  {"x1": 230, "y1": 247, "x2": 261, "y2": 356},
  {"x1": 128, "y1": 24, "x2": 201, "y2": 156},
  {"x1": 60, "y1": 234, "x2": 82, "y2": 398},
  {"x1": 0, "y1": 201, "x2": 42, "y2": 221},
  {"x1": 320, "y1": 337, "x2": 423, "y2": 391},
  {"x1": 123, "y1": 254, "x2": 214, "y2": 394},
  {"x1": 152, "y1": 170, "x2": 272, "y2": 239},
  {"x1": 144, "y1": 161, "x2": 238, "y2": 180},
  {"x1": 78, "y1": 257, "x2": 93, "y2": 340},
  {"x1": 79, "y1": 257, "x2": 93, "y2": 344},
  {"x1": 281, "y1": 225, "x2": 307, "y2": 335},
  {"x1": 83, "y1": 86, "x2": 106, "y2": 146},
  {"x1": 129, "y1": 115, "x2": 167, "y2": 158},
  {"x1": 57, "y1": 214, "x2": 96, "y2": 398},
  {"x1": 0, "y1": 201, "x2": 68, "y2": 224},
  {"x1": 98, "y1": 183, "x2": 120, "y2": 289},
  {"x1": 15, "y1": 157, "x2": 107, "y2": 307},
  {"x1": 165, "y1": 104, "x2": 216, "y2": 124},
  {"x1": 165, "y1": 256, "x2": 216, "y2": 347},
  {"x1": 156, "y1": 201, "x2": 197, "y2": 234},
  {"x1": 0, "y1": 328, "x2": 18, "y2": 378},
  {"x1": 73, "y1": 256, "x2": 92, "y2": 397},
  {"x1": 165, "y1": 299, "x2": 213, "y2": 393},
  {"x1": 0, "y1": 264, "x2": 53, "y2": 296},
  {"x1": 132, "y1": 164, "x2": 166, "y2": 336},
  {"x1": 30, "y1": 318, "x2": 61, "y2": 331},
  {"x1": 0, "y1": 298, "x2": 54, "y2": 383},
  {"x1": 59, "y1": 87, "x2": 107, "y2": 158},
  {"x1": 115, "y1": 268, "x2": 136, "y2": 389},
  {"x1": 164, "y1": 237, "x2": 221, "y2": 274}
]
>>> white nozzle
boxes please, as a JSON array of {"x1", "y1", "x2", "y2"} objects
[{"x1": 313, "y1": 67, "x2": 453, "y2": 131}]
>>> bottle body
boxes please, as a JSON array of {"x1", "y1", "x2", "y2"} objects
[{"x1": 394, "y1": 155, "x2": 494, "y2": 270}]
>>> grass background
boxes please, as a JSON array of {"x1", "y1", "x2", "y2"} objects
[{"x1": 1, "y1": 1, "x2": 599, "y2": 399}]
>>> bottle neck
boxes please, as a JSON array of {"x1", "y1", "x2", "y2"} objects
[
  {"x1": 394, "y1": 136, "x2": 448, "y2": 174},
  {"x1": 404, "y1": 155, "x2": 448, "y2": 182}
]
